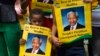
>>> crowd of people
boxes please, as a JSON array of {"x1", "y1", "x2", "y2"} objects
[{"x1": 0, "y1": 0, "x2": 100, "y2": 56}]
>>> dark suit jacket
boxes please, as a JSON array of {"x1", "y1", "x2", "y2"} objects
[
  {"x1": 25, "y1": 48, "x2": 45, "y2": 55},
  {"x1": 64, "y1": 23, "x2": 85, "y2": 31}
]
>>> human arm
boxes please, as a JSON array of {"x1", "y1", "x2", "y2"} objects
[
  {"x1": 19, "y1": 30, "x2": 26, "y2": 45},
  {"x1": 15, "y1": 0, "x2": 22, "y2": 16},
  {"x1": 51, "y1": 19, "x2": 62, "y2": 46},
  {"x1": 15, "y1": 0, "x2": 30, "y2": 16}
]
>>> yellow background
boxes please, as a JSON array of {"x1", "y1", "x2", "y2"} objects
[
  {"x1": 54, "y1": 0, "x2": 92, "y2": 43},
  {"x1": 19, "y1": 25, "x2": 51, "y2": 56}
]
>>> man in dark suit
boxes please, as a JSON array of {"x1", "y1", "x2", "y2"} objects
[
  {"x1": 25, "y1": 36, "x2": 45, "y2": 55},
  {"x1": 64, "y1": 11, "x2": 85, "y2": 31},
  {"x1": 26, "y1": 48, "x2": 45, "y2": 54}
]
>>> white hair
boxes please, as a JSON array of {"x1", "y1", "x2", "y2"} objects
[
  {"x1": 32, "y1": 36, "x2": 42, "y2": 44},
  {"x1": 67, "y1": 11, "x2": 78, "y2": 19}
]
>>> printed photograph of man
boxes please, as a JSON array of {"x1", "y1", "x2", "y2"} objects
[
  {"x1": 61, "y1": 7, "x2": 85, "y2": 31},
  {"x1": 64, "y1": 11, "x2": 85, "y2": 31},
  {"x1": 25, "y1": 36, "x2": 45, "y2": 55}
]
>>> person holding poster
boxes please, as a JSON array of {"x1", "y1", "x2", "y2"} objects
[
  {"x1": 51, "y1": 19, "x2": 85, "y2": 56},
  {"x1": 84, "y1": 0, "x2": 100, "y2": 56},
  {"x1": 25, "y1": 36, "x2": 45, "y2": 54},
  {"x1": 0, "y1": 0, "x2": 22, "y2": 56},
  {"x1": 20, "y1": 8, "x2": 45, "y2": 43},
  {"x1": 20, "y1": 8, "x2": 53, "y2": 56},
  {"x1": 51, "y1": 2, "x2": 93, "y2": 56},
  {"x1": 64, "y1": 11, "x2": 85, "y2": 31},
  {"x1": 87, "y1": 0, "x2": 100, "y2": 56}
]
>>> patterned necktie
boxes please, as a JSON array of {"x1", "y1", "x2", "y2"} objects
[
  {"x1": 72, "y1": 26, "x2": 74, "y2": 30},
  {"x1": 32, "y1": 50, "x2": 35, "y2": 54}
]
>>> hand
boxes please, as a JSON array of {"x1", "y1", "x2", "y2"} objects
[
  {"x1": 15, "y1": 0, "x2": 22, "y2": 16},
  {"x1": 19, "y1": 38, "x2": 26, "y2": 45},
  {"x1": 51, "y1": 36, "x2": 62, "y2": 46}
]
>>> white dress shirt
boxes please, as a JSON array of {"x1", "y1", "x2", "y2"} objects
[
  {"x1": 31, "y1": 48, "x2": 39, "y2": 54},
  {"x1": 70, "y1": 23, "x2": 77, "y2": 30}
]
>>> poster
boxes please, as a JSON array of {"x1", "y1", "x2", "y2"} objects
[
  {"x1": 31, "y1": 0, "x2": 53, "y2": 17},
  {"x1": 19, "y1": 24, "x2": 51, "y2": 56},
  {"x1": 53, "y1": 0, "x2": 92, "y2": 43},
  {"x1": 18, "y1": 14, "x2": 29, "y2": 30},
  {"x1": 31, "y1": 2, "x2": 53, "y2": 21}
]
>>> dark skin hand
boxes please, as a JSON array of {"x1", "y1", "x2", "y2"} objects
[{"x1": 19, "y1": 38, "x2": 26, "y2": 45}]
